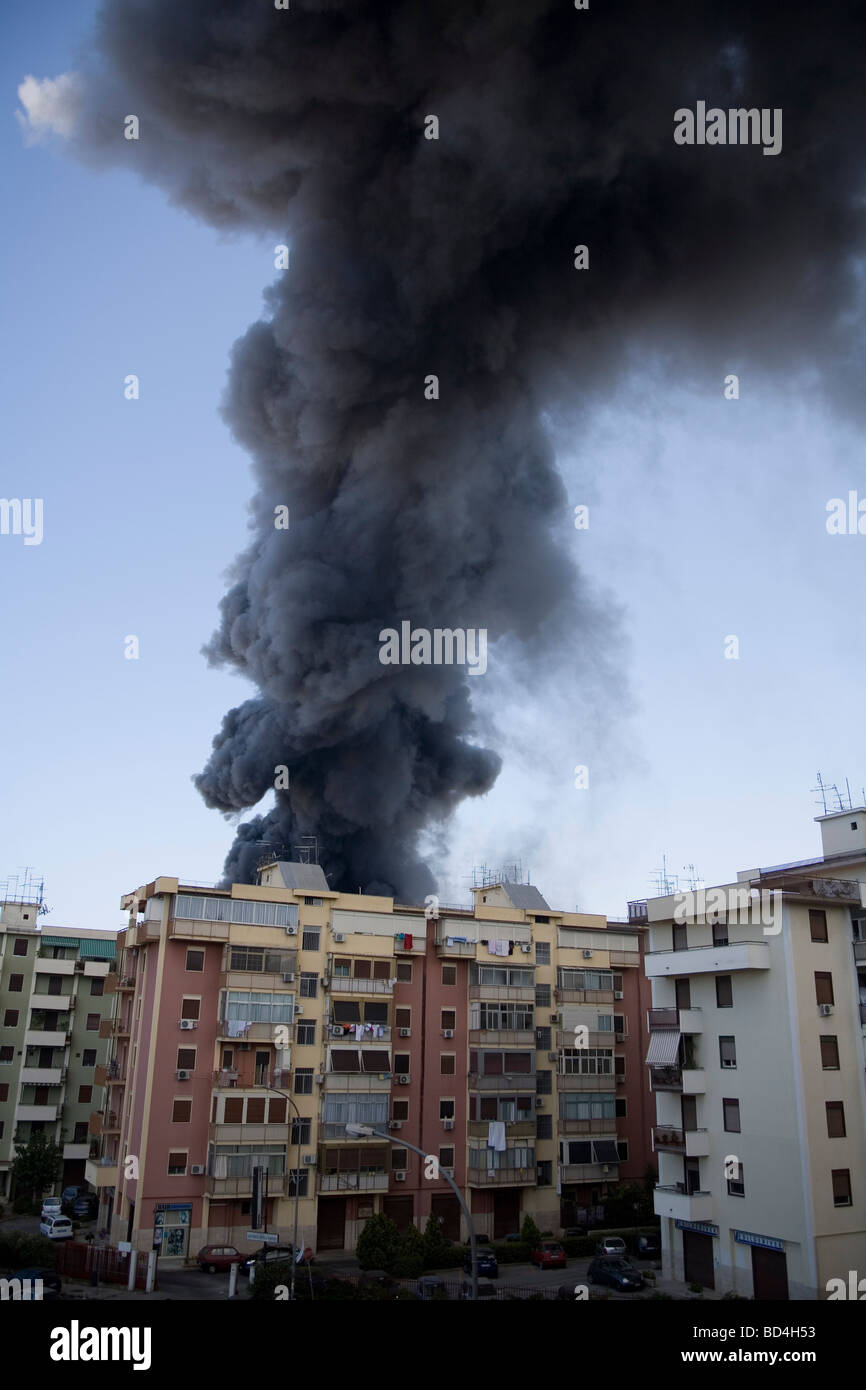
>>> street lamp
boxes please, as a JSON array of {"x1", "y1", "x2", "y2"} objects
[
  {"x1": 345, "y1": 1123, "x2": 478, "y2": 1300},
  {"x1": 265, "y1": 1086, "x2": 304, "y2": 1301}
]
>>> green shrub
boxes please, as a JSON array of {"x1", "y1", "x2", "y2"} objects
[
  {"x1": 0, "y1": 1229, "x2": 56, "y2": 1271},
  {"x1": 392, "y1": 1253, "x2": 424, "y2": 1279},
  {"x1": 248, "y1": 1259, "x2": 296, "y2": 1300},
  {"x1": 688, "y1": 1282, "x2": 704, "y2": 1294},
  {"x1": 520, "y1": 1214, "x2": 542, "y2": 1247},
  {"x1": 12, "y1": 1196, "x2": 36, "y2": 1216},
  {"x1": 356, "y1": 1212, "x2": 402, "y2": 1272},
  {"x1": 489, "y1": 1240, "x2": 530, "y2": 1264},
  {"x1": 421, "y1": 1211, "x2": 451, "y2": 1269}
]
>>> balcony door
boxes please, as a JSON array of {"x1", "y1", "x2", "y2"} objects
[
  {"x1": 681, "y1": 1095, "x2": 697, "y2": 1133},
  {"x1": 684, "y1": 1159, "x2": 701, "y2": 1195},
  {"x1": 674, "y1": 978, "x2": 691, "y2": 1011}
]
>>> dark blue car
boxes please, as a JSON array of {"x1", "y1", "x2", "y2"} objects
[{"x1": 464, "y1": 1248, "x2": 499, "y2": 1278}]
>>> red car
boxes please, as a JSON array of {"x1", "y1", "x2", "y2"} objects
[
  {"x1": 531, "y1": 1241, "x2": 567, "y2": 1269},
  {"x1": 197, "y1": 1244, "x2": 243, "y2": 1273}
]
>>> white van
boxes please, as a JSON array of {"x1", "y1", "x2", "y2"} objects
[{"x1": 40, "y1": 1213, "x2": 74, "y2": 1240}]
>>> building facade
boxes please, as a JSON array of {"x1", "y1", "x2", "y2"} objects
[
  {"x1": 643, "y1": 808, "x2": 866, "y2": 1299},
  {"x1": 0, "y1": 896, "x2": 116, "y2": 1199},
  {"x1": 92, "y1": 864, "x2": 652, "y2": 1257}
]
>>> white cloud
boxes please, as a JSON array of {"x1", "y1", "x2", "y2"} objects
[{"x1": 16, "y1": 72, "x2": 83, "y2": 144}]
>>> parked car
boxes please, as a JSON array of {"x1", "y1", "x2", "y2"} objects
[
  {"x1": 464, "y1": 1248, "x2": 499, "y2": 1277},
  {"x1": 40, "y1": 1197, "x2": 62, "y2": 1220},
  {"x1": 460, "y1": 1277, "x2": 498, "y2": 1299},
  {"x1": 40, "y1": 1214, "x2": 74, "y2": 1241},
  {"x1": 596, "y1": 1235, "x2": 627, "y2": 1257},
  {"x1": 588, "y1": 1256, "x2": 644, "y2": 1292},
  {"x1": 416, "y1": 1275, "x2": 450, "y2": 1301},
  {"x1": 240, "y1": 1244, "x2": 313, "y2": 1276},
  {"x1": 11, "y1": 1267, "x2": 62, "y2": 1300},
  {"x1": 197, "y1": 1244, "x2": 244, "y2": 1273},
  {"x1": 635, "y1": 1233, "x2": 661, "y2": 1259},
  {"x1": 530, "y1": 1241, "x2": 567, "y2": 1269},
  {"x1": 561, "y1": 1226, "x2": 585, "y2": 1239},
  {"x1": 72, "y1": 1195, "x2": 97, "y2": 1220},
  {"x1": 60, "y1": 1186, "x2": 86, "y2": 1214}
]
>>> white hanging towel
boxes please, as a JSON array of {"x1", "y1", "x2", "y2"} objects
[{"x1": 487, "y1": 1120, "x2": 507, "y2": 1152}]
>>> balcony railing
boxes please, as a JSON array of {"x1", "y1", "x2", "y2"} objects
[
  {"x1": 470, "y1": 984, "x2": 535, "y2": 1003},
  {"x1": 435, "y1": 939, "x2": 477, "y2": 958},
  {"x1": 647, "y1": 1007, "x2": 679, "y2": 1029},
  {"x1": 327, "y1": 977, "x2": 394, "y2": 995},
  {"x1": 467, "y1": 1119, "x2": 536, "y2": 1139},
  {"x1": 561, "y1": 1162, "x2": 620, "y2": 1183},
  {"x1": 554, "y1": 988, "x2": 615, "y2": 1004},
  {"x1": 556, "y1": 1072, "x2": 615, "y2": 1091},
  {"x1": 321, "y1": 1072, "x2": 392, "y2": 1091},
  {"x1": 318, "y1": 1172, "x2": 389, "y2": 1193},
  {"x1": 469, "y1": 1028, "x2": 535, "y2": 1046},
  {"x1": 467, "y1": 1073, "x2": 536, "y2": 1091},
  {"x1": 467, "y1": 1166, "x2": 536, "y2": 1187},
  {"x1": 326, "y1": 1023, "x2": 392, "y2": 1043},
  {"x1": 650, "y1": 1066, "x2": 683, "y2": 1092},
  {"x1": 557, "y1": 1118, "x2": 618, "y2": 1136},
  {"x1": 217, "y1": 1019, "x2": 287, "y2": 1042},
  {"x1": 854, "y1": 940, "x2": 866, "y2": 963},
  {"x1": 206, "y1": 1173, "x2": 288, "y2": 1197}
]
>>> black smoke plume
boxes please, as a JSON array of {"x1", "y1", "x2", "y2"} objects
[{"x1": 30, "y1": 1, "x2": 866, "y2": 893}]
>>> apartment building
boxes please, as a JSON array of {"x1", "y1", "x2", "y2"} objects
[
  {"x1": 92, "y1": 863, "x2": 651, "y2": 1257},
  {"x1": 0, "y1": 895, "x2": 116, "y2": 1199},
  {"x1": 643, "y1": 808, "x2": 866, "y2": 1299}
]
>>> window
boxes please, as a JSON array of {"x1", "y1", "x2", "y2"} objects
[
  {"x1": 392, "y1": 1100, "x2": 409, "y2": 1121},
  {"x1": 296, "y1": 1020, "x2": 315, "y2": 1046},
  {"x1": 0, "y1": 1084, "x2": 7, "y2": 1101},
  {"x1": 229, "y1": 945, "x2": 296, "y2": 974},
  {"x1": 353, "y1": 960, "x2": 371, "y2": 979},
  {"x1": 177, "y1": 1048, "x2": 196, "y2": 1070},
  {"x1": 8, "y1": 975, "x2": 23, "y2": 993},
  {"x1": 535, "y1": 942, "x2": 550, "y2": 965},
  {"x1": 73, "y1": 1121, "x2": 89, "y2": 1142},
  {"x1": 672, "y1": 924, "x2": 688, "y2": 951},
  {"x1": 181, "y1": 998, "x2": 201, "y2": 1020},
  {"x1": 440, "y1": 1054, "x2": 456, "y2": 1075},
  {"x1": 614, "y1": 1056, "x2": 625, "y2": 1078},
  {"x1": 536, "y1": 1069, "x2": 552, "y2": 1095},
  {"x1": 391, "y1": 1148, "x2": 407, "y2": 1170},
  {"x1": 246, "y1": 1098, "x2": 266, "y2": 1122},
  {"x1": 185, "y1": 949, "x2": 205, "y2": 972},
  {"x1": 727, "y1": 1160, "x2": 745, "y2": 1197},
  {"x1": 3, "y1": 1010, "x2": 18, "y2": 1028},
  {"x1": 820, "y1": 1035, "x2": 840, "y2": 1070},
  {"x1": 536, "y1": 1026, "x2": 551, "y2": 1050},
  {"x1": 441, "y1": 1009, "x2": 456, "y2": 1031},
  {"x1": 826, "y1": 1102, "x2": 846, "y2": 1138},
  {"x1": 536, "y1": 1114, "x2": 552, "y2": 1139},
  {"x1": 13, "y1": 938, "x2": 29, "y2": 956},
  {"x1": 396, "y1": 961, "x2": 412, "y2": 982},
  {"x1": 78, "y1": 1085, "x2": 92, "y2": 1104},
  {"x1": 303, "y1": 897, "x2": 322, "y2": 906},
  {"x1": 86, "y1": 1013, "x2": 100, "y2": 1031},
  {"x1": 294, "y1": 1069, "x2": 314, "y2": 1095},
  {"x1": 89, "y1": 978, "x2": 104, "y2": 996},
  {"x1": 172, "y1": 1099, "x2": 192, "y2": 1123},
  {"x1": 0, "y1": 1047, "x2": 13, "y2": 1064},
  {"x1": 441, "y1": 965, "x2": 456, "y2": 985},
  {"x1": 300, "y1": 973, "x2": 318, "y2": 998},
  {"x1": 224, "y1": 1098, "x2": 244, "y2": 1121},
  {"x1": 616, "y1": 1140, "x2": 629, "y2": 1161},
  {"x1": 175, "y1": 894, "x2": 297, "y2": 928},
  {"x1": 815, "y1": 972, "x2": 834, "y2": 1007},
  {"x1": 712, "y1": 920, "x2": 729, "y2": 947},
  {"x1": 439, "y1": 1099, "x2": 455, "y2": 1120},
  {"x1": 722, "y1": 1098, "x2": 741, "y2": 1132},
  {"x1": 290, "y1": 1117, "x2": 312, "y2": 1146},
  {"x1": 615, "y1": 1098, "x2": 627, "y2": 1118},
  {"x1": 394, "y1": 1053, "x2": 410, "y2": 1073},
  {"x1": 287, "y1": 1170, "x2": 309, "y2": 1198},
  {"x1": 535, "y1": 984, "x2": 551, "y2": 1008},
  {"x1": 167, "y1": 1152, "x2": 187, "y2": 1175},
  {"x1": 439, "y1": 1146, "x2": 455, "y2": 1168},
  {"x1": 82, "y1": 1049, "x2": 96, "y2": 1066},
  {"x1": 537, "y1": 1159, "x2": 553, "y2": 1186},
  {"x1": 302, "y1": 929, "x2": 321, "y2": 951},
  {"x1": 715, "y1": 975, "x2": 733, "y2": 1008},
  {"x1": 395, "y1": 1008, "x2": 411, "y2": 1030},
  {"x1": 809, "y1": 909, "x2": 828, "y2": 943},
  {"x1": 832, "y1": 1169, "x2": 852, "y2": 1207},
  {"x1": 719, "y1": 1036, "x2": 737, "y2": 1068}
]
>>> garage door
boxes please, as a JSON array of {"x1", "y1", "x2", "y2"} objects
[
  {"x1": 682, "y1": 1230, "x2": 715, "y2": 1289},
  {"x1": 751, "y1": 1246, "x2": 789, "y2": 1300}
]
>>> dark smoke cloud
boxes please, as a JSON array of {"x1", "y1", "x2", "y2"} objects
[{"x1": 30, "y1": 1, "x2": 866, "y2": 893}]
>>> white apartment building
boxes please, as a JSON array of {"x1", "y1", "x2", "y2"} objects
[{"x1": 642, "y1": 808, "x2": 866, "y2": 1299}]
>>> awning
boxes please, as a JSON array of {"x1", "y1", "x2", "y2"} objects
[
  {"x1": 78, "y1": 938, "x2": 117, "y2": 960},
  {"x1": 40, "y1": 935, "x2": 78, "y2": 948},
  {"x1": 645, "y1": 1030, "x2": 681, "y2": 1066}
]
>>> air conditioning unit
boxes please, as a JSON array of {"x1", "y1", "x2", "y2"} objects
[
  {"x1": 615, "y1": 1031, "x2": 626, "y2": 1042},
  {"x1": 819, "y1": 1004, "x2": 834, "y2": 1017},
  {"x1": 535, "y1": 1097, "x2": 545, "y2": 1108},
  {"x1": 189, "y1": 1164, "x2": 205, "y2": 1176},
  {"x1": 547, "y1": 1052, "x2": 558, "y2": 1062},
  {"x1": 520, "y1": 944, "x2": 531, "y2": 954},
  {"x1": 302, "y1": 1154, "x2": 317, "y2": 1166},
  {"x1": 397, "y1": 1074, "x2": 410, "y2": 1085},
  {"x1": 399, "y1": 1028, "x2": 411, "y2": 1038},
  {"x1": 282, "y1": 972, "x2": 295, "y2": 984},
  {"x1": 176, "y1": 1069, "x2": 191, "y2": 1081},
  {"x1": 582, "y1": 949, "x2": 594, "y2": 959},
  {"x1": 443, "y1": 1118, "x2": 455, "y2": 1131},
  {"x1": 322, "y1": 976, "x2": 330, "y2": 989},
  {"x1": 333, "y1": 933, "x2": 346, "y2": 943},
  {"x1": 393, "y1": 1171, "x2": 407, "y2": 1182},
  {"x1": 179, "y1": 1019, "x2": 197, "y2": 1030},
  {"x1": 331, "y1": 1026, "x2": 344, "y2": 1038},
  {"x1": 442, "y1": 1028, "x2": 454, "y2": 1039},
  {"x1": 550, "y1": 1013, "x2": 559, "y2": 1025},
  {"x1": 286, "y1": 925, "x2": 297, "y2": 936},
  {"x1": 295, "y1": 1005, "x2": 303, "y2": 1015},
  {"x1": 389, "y1": 1120, "x2": 403, "y2": 1130},
  {"x1": 614, "y1": 991, "x2": 624, "y2": 1000}
]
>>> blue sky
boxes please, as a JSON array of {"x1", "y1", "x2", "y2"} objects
[{"x1": 3, "y1": 3, "x2": 864, "y2": 929}]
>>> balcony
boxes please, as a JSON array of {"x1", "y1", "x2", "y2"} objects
[
  {"x1": 435, "y1": 938, "x2": 477, "y2": 958},
  {"x1": 645, "y1": 941, "x2": 770, "y2": 978},
  {"x1": 554, "y1": 988, "x2": 615, "y2": 1004},
  {"x1": 467, "y1": 1166, "x2": 536, "y2": 1187},
  {"x1": 327, "y1": 1023, "x2": 392, "y2": 1043},
  {"x1": 34, "y1": 958, "x2": 75, "y2": 976},
  {"x1": 649, "y1": 1066, "x2": 706, "y2": 1094},
  {"x1": 23, "y1": 1030, "x2": 69, "y2": 1049},
  {"x1": 557, "y1": 1030, "x2": 620, "y2": 1050},
  {"x1": 557, "y1": 1119, "x2": 619, "y2": 1137},
  {"x1": 654, "y1": 1184, "x2": 714, "y2": 1223},
  {"x1": 556, "y1": 1072, "x2": 616, "y2": 1092},
  {"x1": 85, "y1": 1158, "x2": 119, "y2": 1188},
  {"x1": 30, "y1": 993, "x2": 72, "y2": 1012},
  {"x1": 469, "y1": 984, "x2": 535, "y2": 1003},
  {"x1": 860, "y1": 1003, "x2": 866, "y2": 1026},
  {"x1": 220, "y1": 966, "x2": 297, "y2": 994},
  {"x1": 217, "y1": 1019, "x2": 286, "y2": 1042},
  {"x1": 318, "y1": 1172, "x2": 389, "y2": 1193},
  {"x1": 100, "y1": 1018, "x2": 131, "y2": 1040},
  {"x1": 468, "y1": 1073, "x2": 536, "y2": 1092},
  {"x1": 208, "y1": 1123, "x2": 290, "y2": 1145},
  {"x1": 321, "y1": 1072, "x2": 392, "y2": 1092},
  {"x1": 561, "y1": 1162, "x2": 620, "y2": 1183},
  {"x1": 206, "y1": 1173, "x2": 288, "y2": 1198},
  {"x1": 854, "y1": 940, "x2": 866, "y2": 964},
  {"x1": 213, "y1": 1069, "x2": 240, "y2": 1088},
  {"x1": 469, "y1": 1029, "x2": 535, "y2": 1047},
  {"x1": 15, "y1": 1104, "x2": 59, "y2": 1122},
  {"x1": 63, "y1": 1142, "x2": 90, "y2": 1160},
  {"x1": 608, "y1": 949, "x2": 640, "y2": 968},
  {"x1": 652, "y1": 1126, "x2": 710, "y2": 1157},
  {"x1": 468, "y1": 1119, "x2": 536, "y2": 1139},
  {"x1": 19, "y1": 1067, "x2": 63, "y2": 1085},
  {"x1": 328, "y1": 977, "x2": 394, "y2": 995},
  {"x1": 168, "y1": 916, "x2": 229, "y2": 942}
]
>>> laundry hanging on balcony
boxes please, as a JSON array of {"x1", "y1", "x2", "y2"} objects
[{"x1": 487, "y1": 1120, "x2": 507, "y2": 1152}]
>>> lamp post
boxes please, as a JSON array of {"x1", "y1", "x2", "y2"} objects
[
  {"x1": 264, "y1": 1085, "x2": 303, "y2": 1301},
  {"x1": 345, "y1": 1123, "x2": 478, "y2": 1300}
]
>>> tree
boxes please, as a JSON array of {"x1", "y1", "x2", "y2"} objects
[
  {"x1": 421, "y1": 1210, "x2": 450, "y2": 1269},
  {"x1": 393, "y1": 1220, "x2": 425, "y2": 1278},
  {"x1": 11, "y1": 1131, "x2": 62, "y2": 1207},
  {"x1": 520, "y1": 1213, "x2": 542, "y2": 1247},
  {"x1": 355, "y1": 1212, "x2": 402, "y2": 1272}
]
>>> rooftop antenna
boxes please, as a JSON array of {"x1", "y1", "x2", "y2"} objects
[
  {"x1": 650, "y1": 853, "x2": 680, "y2": 897},
  {"x1": 682, "y1": 863, "x2": 704, "y2": 892},
  {"x1": 0, "y1": 867, "x2": 45, "y2": 909},
  {"x1": 293, "y1": 835, "x2": 319, "y2": 865}
]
